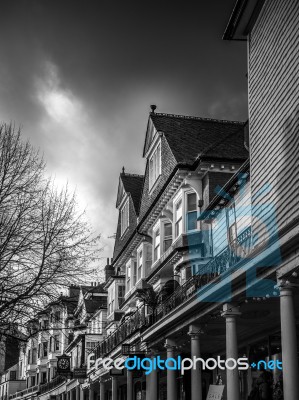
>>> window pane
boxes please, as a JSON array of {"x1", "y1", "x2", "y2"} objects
[
  {"x1": 164, "y1": 223, "x2": 172, "y2": 237},
  {"x1": 175, "y1": 219, "x2": 182, "y2": 237},
  {"x1": 187, "y1": 211, "x2": 197, "y2": 231},
  {"x1": 176, "y1": 199, "x2": 182, "y2": 220},
  {"x1": 133, "y1": 262, "x2": 137, "y2": 285},
  {"x1": 164, "y1": 238, "x2": 172, "y2": 252},
  {"x1": 187, "y1": 193, "x2": 197, "y2": 211},
  {"x1": 149, "y1": 144, "x2": 161, "y2": 189}
]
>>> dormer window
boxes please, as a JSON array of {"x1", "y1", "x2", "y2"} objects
[
  {"x1": 120, "y1": 199, "x2": 129, "y2": 236},
  {"x1": 149, "y1": 143, "x2": 161, "y2": 190}
]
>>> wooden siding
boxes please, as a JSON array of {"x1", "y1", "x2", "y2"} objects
[
  {"x1": 212, "y1": 181, "x2": 251, "y2": 256},
  {"x1": 249, "y1": 0, "x2": 299, "y2": 246}
]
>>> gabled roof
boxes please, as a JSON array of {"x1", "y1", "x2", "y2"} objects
[
  {"x1": 148, "y1": 113, "x2": 248, "y2": 164},
  {"x1": 116, "y1": 173, "x2": 144, "y2": 214}
]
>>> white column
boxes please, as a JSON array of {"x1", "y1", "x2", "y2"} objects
[
  {"x1": 279, "y1": 282, "x2": 299, "y2": 400},
  {"x1": 112, "y1": 377, "x2": 117, "y2": 400},
  {"x1": 99, "y1": 380, "x2": 105, "y2": 400},
  {"x1": 165, "y1": 339, "x2": 177, "y2": 400},
  {"x1": 76, "y1": 385, "x2": 80, "y2": 400},
  {"x1": 127, "y1": 370, "x2": 133, "y2": 400},
  {"x1": 222, "y1": 303, "x2": 241, "y2": 400},
  {"x1": 146, "y1": 368, "x2": 151, "y2": 400},
  {"x1": 80, "y1": 387, "x2": 84, "y2": 400},
  {"x1": 146, "y1": 350, "x2": 158, "y2": 400},
  {"x1": 188, "y1": 325, "x2": 203, "y2": 400}
]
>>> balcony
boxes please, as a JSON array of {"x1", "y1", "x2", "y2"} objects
[
  {"x1": 94, "y1": 227, "x2": 252, "y2": 357},
  {"x1": 39, "y1": 376, "x2": 66, "y2": 395},
  {"x1": 95, "y1": 307, "x2": 146, "y2": 358},
  {"x1": 153, "y1": 226, "x2": 252, "y2": 323},
  {"x1": 9, "y1": 385, "x2": 39, "y2": 400}
]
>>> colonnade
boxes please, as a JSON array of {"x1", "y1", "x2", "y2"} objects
[{"x1": 90, "y1": 283, "x2": 299, "y2": 400}]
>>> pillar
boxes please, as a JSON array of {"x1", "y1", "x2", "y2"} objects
[
  {"x1": 188, "y1": 325, "x2": 203, "y2": 400},
  {"x1": 89, "y1": 384, "x2": 94, "y2": 400},
  {"x1": 146, "y1": 368, "x2": 151, "y2": 400},
  {"x1": 99, "y1": 380, "x2": 105, "y2": 400},
  {"x1": 76, "y1": 386, "x2": 80, "y2": 400},
  {"x1": 127, "y1": 370, "x2": 133, "y2": 400},
  {"x1": 279, "y1": 282, "x2": 299, "y2": 400},
  {"x1": 146, "y1": 350, "x2": 158, "y2": 400},
  {"x1": 222, "y1": 303, "x2": 241, "y2": 400},
  {"x1": 149, "y1": 360, "x2": 158, "y2": 400},
  {"x1": 112, "y1": 377, "x2": 117, "y2": 400},
  {"x1": 165, "y1": 339, "x2": 177, "y2": 400}
]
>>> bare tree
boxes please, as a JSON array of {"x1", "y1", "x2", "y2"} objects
[{"x1": 0, "y1": 124, "x2": 102, "y2": 335}]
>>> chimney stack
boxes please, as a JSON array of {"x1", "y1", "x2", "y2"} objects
[
  {"x1": 104, "y1": 259, "x2": 114, "y2": 283},
  {"x1": 150, "y1": 104, "x2": 157, "y2": 114}
]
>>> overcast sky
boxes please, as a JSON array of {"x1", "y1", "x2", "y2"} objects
[{"x1": 0, "y1": 0, "x2": 248, "y2": 270}]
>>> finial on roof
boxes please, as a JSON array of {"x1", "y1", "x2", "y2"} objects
[
  {"x1": 122, "y1": 166, "x2": 125, "y2": 174},
  {"x1": 150, "y1": 104, "x2": 157, "y2": 113}
]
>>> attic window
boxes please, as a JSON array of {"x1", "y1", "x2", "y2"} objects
[
  {"x1": 149, "y1": 142, "x2": 161, "y2": 190},
  {"x1": 120, "y1": 199, "x2": 129, "y2": 236}
]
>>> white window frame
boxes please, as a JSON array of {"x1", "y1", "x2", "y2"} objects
[
  {"x1": 153, "y1": 227, "x2": 161, "y2": 262},
  {"x1": 120, "y1": 199, "x2": 129, "y2": 237},
  {"x1": 126, "y1": 260, "x2": 131, "y2": 293},
  {"x1": 149, "y1": 142, "x2": 161, "y2": 190},
  {"x1": 137, "y1": 249, "x2": 143, "y2": 282},
  {"x1": 174, "y1": 197, "x2": 183, "y2": 238}
]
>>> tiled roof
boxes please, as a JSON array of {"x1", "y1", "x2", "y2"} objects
[
  {"x1": 150, "y1": 113, "x2": 248, "y2": 164},
  {"x1": 121, "y1": 173, "x2": 144, "y2": 214},
  {"x1": 81, "y1": 284, "x2": 106, "y2": 295}
]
